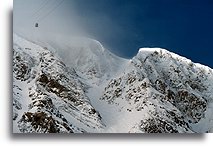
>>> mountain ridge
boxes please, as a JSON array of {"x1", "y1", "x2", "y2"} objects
[{"x1": 13, "y1": 33, "x2": 213, "y2": 133}]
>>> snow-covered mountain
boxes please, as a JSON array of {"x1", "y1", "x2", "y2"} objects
[
  {"x1": 13, "y1": 34, "x2": 213, "y2": 133},
  {"x1": 13, "y1": 34, "x2": 105, "y2": 133}
]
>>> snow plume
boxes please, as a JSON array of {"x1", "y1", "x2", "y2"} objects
[
  {"x1": 13, "y1": 0, "x2": 127, "y2": 59},
  {"x1": 13, "y1": 0, "x2": 123, "y2": 64}
]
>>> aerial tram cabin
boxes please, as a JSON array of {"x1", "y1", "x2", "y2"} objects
[{"x1": 33, "y1": 0, "x2": 65, "y2": 28}]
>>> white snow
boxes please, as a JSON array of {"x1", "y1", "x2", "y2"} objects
[
  {"x1": 13, "y1": 79, "x2": 31, "y2": 133},
  {"x1": 13, "y1": 33, "x2": 213, "y2": 133}
]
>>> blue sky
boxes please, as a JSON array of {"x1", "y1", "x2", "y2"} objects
[{"x1": 14, "y1": 0, "x2": 213, "y2": 68}]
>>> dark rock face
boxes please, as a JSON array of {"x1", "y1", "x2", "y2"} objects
[
  {"x1": 13, "y1": 48, "x2": 35, "y2": 81},
  {"x1": 18, "y1": 111, "x2": 72, "y2": 133},
  {"x1": 140, "y1": 118, "x2": 178, "y2": 133},
  {"x1": 175, "y1": 90, "x2": 207, "y2": 123}
]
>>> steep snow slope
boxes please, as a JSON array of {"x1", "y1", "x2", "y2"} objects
[
  {"x1": 13, "y1": 34, "x2": 105, "y2": 133},
  {"x1": 100, "y1": 48, "x2": 213, "y2": 133},
  {"x1": 13, "y1": 34, "x2": 213, "y2": 133}
]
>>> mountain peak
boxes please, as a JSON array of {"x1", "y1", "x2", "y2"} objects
[
  {"x1": 138, "y1": 47, "x2": 188, "y2": 61},
  {"x1": 13, "y1": 34, "x2": 213, "y2": 133}
]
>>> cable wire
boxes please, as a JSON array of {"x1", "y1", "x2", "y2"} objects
[
  {"x1": 37, "y1": 0, "x2": 64, "y2": 22},
  {"x1": 31, "y1": 0, "x2": 50, "y2": 19}
]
